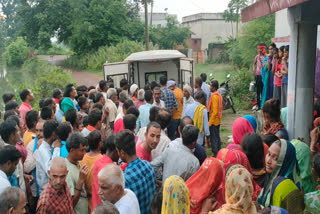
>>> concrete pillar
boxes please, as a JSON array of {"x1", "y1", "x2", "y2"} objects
[{"x1": 287, "y1": 6, "x2": 317, "y2": 142}]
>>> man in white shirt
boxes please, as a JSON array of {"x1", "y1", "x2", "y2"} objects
[
  {"x1": 98, "y1": 164, "x2": 140, "y2": 214},
  {"x1": 0, "y1": 145, "x2": 22, "y2": 194},
  {"x1": 36, "y1": 120, "x2": 60, "y2": 194},
  {"x1": 104, "y1": 88, "x2": 118, "y2": 138},
  {"x1": 152, "y1": 87, "x2": 165, "y2": 108}
]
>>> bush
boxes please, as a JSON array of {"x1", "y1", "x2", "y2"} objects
[
  {"x1": 21, "y1": 58, "x2": 74, "y2": 108},
  {"x1": 2, "y1": 37, "x2": 29, "y2": 66},
  {"x1": 35, "y1": 44, "x2": 73, "y2": 56},
  {"x1": 229, "y1": 68, "x2": 255, "y2": 110},
  {"x1": 65, "y1": 40, "x2": 157, "y2": 72}
]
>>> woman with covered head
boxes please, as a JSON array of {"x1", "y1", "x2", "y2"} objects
[
  {"x1": 258, "y1": 139, "x2": 301, "y2": 208},
  {"x1": 186, "y1": 157, "x2": 223, "y2": 213},
  {"x1": 226, "y1": 117, "x2": 254, "y2": 150},
  {"x1": 161, "y1": 175, "x2": 190, "y2": 214},
  {"x1": 211, "y1": 165, "x2": 258, "y2": 214},
  {"x1": 217, "y1": 149, "x2": 262, "y2": 205},
  {"x1": 130, "y1": 84, "x2": 139, "y2": 101}
]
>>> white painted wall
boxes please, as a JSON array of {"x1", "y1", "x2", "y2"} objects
[
  {"x1": 182, "y1": 13, "x2": 237, "y2": 50},
  {"x1": 275, "y1": 9, "x2": 320, "y2": 48}
]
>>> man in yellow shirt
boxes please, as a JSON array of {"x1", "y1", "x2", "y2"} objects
[
  {"x1": 168, "y1": 81, "x2": 183, "y2": 140},
  {"x1": 207, "y1": 80, "x2": 223, "y2": 156},
  {"x1": 23, "y1": 110, "x2": 39, "y2": 147}
]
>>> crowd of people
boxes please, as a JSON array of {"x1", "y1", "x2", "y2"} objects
[
  {"x1": 253, "y1": 43, "x2": 289, "y2": 109},
  {"x1": 0, "y1": 70, "x2": 319, "y2": 214}
]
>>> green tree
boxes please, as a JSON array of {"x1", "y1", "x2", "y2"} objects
[
  {"x1": 150, "y1": 16, "x2": 189, "y2": 49},
  {"x1": 0, "y1": 0, "x2": 19, "y2": 38},
  {"x1": 2, "y1": 37, "x2": 28, "y2": 66},
  {"x1": 226, "y1": 14, "x2": 275, "y2": 68},
  {"x1": 223, "y1": 0, "x2": 248, "y2": 35}
]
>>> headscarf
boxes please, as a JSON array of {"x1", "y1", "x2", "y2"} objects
[
  {"x1": 167, "y1": 80, "x2": 175, "y2": 88},
  {"x1": 291, "y1": 139, "x2": 317, "y2": 193},
  {"x1": 186, "y1": 158, "x2": 223, "y2": 214},
  {"x1": 243, "y1": 115, "x2": 257, "y2": 132},
  {"x1": 217, "y1": 148, "x2": 228, "y2": 162},
  {"x1": 161, "y1": 175, "x2": 190, "y2": 214},
  {"x1": 213, "y1": 166, "x2": 257, "y2": 214},
  {"x1": 270, "y1": 177, "x2": 305, "y2": 213},
  {"x1": 258, "y1": 139, "x2": 300, "y2": 207},
  {"x1": 226, "y1": 118, "x2": 254, "y2": 150},
  {"x1": 218, "y1": 149, "x2": 261, "y2": 205}
]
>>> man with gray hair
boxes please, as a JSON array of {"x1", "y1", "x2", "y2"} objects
[
  {"x1": 104, "y1": 88, "x2": 118, "y2": 137},
  {"x1": 0, "y1": 186, "x2": 26, "y2": 214},
  {"x1": 98, "y1": 164, "x2": 140, "y2": 214},
  {"x1": 92, "y1": 201, "x2": 119, "y2": 214}
]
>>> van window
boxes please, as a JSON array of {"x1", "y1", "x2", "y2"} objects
[
  {"x1": 182, "y1": 70, "x2": 192, "y2": 86},
  {"x1": 145, "y1": 72, "x2": 167, "y2": 85},
  {"x1": 106, "y1": 74, "x2": 127, "y2": 88}
]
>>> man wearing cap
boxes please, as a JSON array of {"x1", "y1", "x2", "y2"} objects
[
  {"x1": 130, "y1": 84, "x2": 139, "y2": 101},
  {"x1": 167, "y1": 80, "x2": 183, "y2": 140},
  {"x1": 159, "y1": 76, "x2": 177, "y2": 114}
]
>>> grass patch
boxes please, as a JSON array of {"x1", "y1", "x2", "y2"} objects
[{"x1": 194, "y1": 63, "x2": 235, "y2": 84}]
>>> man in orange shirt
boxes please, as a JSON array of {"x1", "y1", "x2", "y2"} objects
[
  {"x1": 80, "y1": 130, "x2": 103, "y2": 211},
  {"x1": 207, "y1": 80, "x2": 223, "y2": 156},
  {"x1": 168, "y1": 80, "x2": 183, "y2": 140}
]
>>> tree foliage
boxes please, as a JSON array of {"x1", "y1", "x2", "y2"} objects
[
  {"x1": 2, "y1": 37, "x2": 28, "y2": 66},
  {"x1": 223, "y1": 0, "x2": 248, "y2": 34},
  {"x1": 150, "y1": 16, "x2": 189, "y2": 49},
  {"x1": 226, "y1": 14, "x2": 275, "y2": 68},
  {"x1": 14, "y1": 0, "x2": 145, "y2": 54}
]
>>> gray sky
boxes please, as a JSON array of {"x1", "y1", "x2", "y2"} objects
[{"x1": 152, "y1": 0, "x2": 230, "y2": 21}]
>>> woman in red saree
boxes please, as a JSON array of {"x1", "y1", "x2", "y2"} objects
[
  {"x1": 186, "y1": 158, "x2": 224, "y2": 214},
  {"x1": 217, "y1": 149, "x2": 262, "y2": 205}
]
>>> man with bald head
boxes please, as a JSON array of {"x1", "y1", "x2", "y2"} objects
[
  {"x1": 98, "y1": 164, "x2": 140, "y2": 214},
  {"x1": 36, "y1": 157, "x2": 73, "y2": 214}
]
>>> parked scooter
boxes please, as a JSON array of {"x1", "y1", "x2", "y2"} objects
[{"x1": 218, "y1": 74, "x2": 236, "y2": 113}]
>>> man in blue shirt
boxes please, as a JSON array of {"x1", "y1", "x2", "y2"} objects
[
  {"x1": 137, "y1": 90, "x2": 153, "y2": 130},
  {"x1": 159, "y1": 76, "x2": 177, "y2": 113},
  {"x1": 115, "y1": 130, "x2": 156, "y2": 214},
  {"x1": 184, "y1": 91, "x2": 210, "y2": 146}
]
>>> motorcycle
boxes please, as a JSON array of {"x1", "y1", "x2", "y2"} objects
[{"x1": 218, "y1": 74, "x2": 236, "y2": 114}]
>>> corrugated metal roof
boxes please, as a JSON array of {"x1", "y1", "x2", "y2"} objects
[{"x1": 124, "y1": 50, "x2": 186, "y2": 62}]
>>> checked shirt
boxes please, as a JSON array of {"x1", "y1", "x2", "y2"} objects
[
  {"x1": 124, "y1": 158, "x2": 156, "y2": 214},
  {"x1": 36, "y1": 182, "x2": 73, "y2": 214}
]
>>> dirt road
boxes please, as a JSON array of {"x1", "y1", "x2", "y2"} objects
[{"x1": 71, "y1": 70, "x2": 103, "y2": 87}]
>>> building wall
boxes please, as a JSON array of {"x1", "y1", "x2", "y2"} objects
[
  {"x1": 274, "y1": 9, "x2": 320, "y2": 48},
  {"x1": 140, "y1": 13, "x2": 177, "y2": 27},
  {"x1": 182, "y1": 13, "x2": 237, "y2": 50}
]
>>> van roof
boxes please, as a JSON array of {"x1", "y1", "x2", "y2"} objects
[{"x1": 124, "y1": 50, "x2": 186, "y2": 62}]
